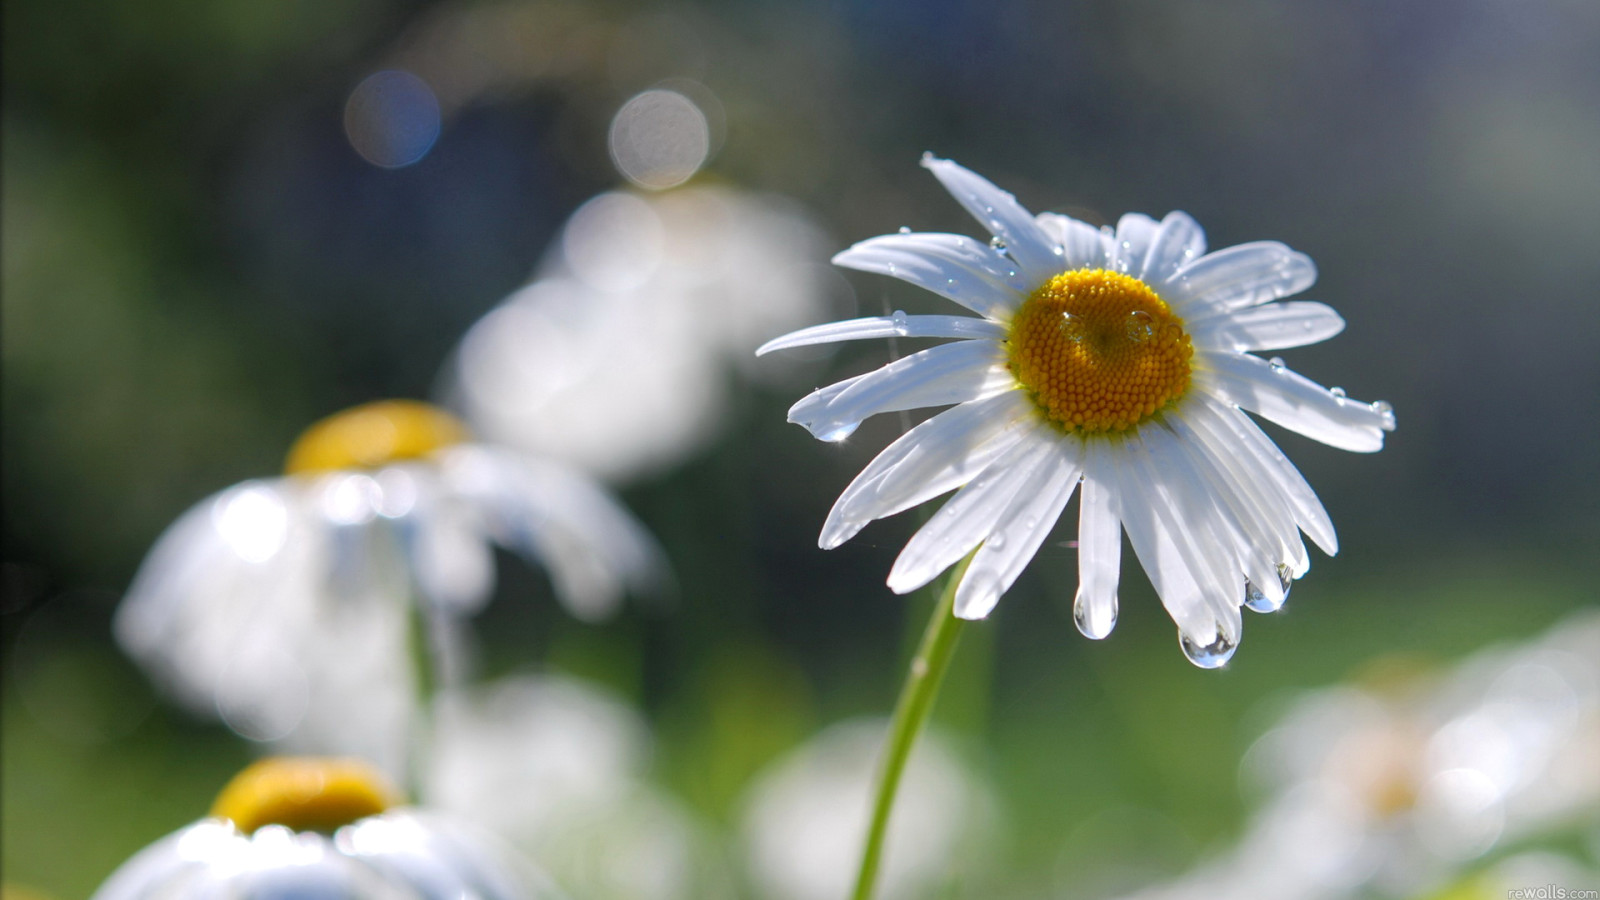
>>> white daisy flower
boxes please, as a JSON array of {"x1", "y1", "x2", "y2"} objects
[
  {"x1": 115, "y1": 400, "x2": 665, "y2": 770},
  {"x1": 90, "y1": 757, "x2": 558, "y2": 900},
  {"x1": 760, "y1": 156, "x2": 1395, "y2": 666}
]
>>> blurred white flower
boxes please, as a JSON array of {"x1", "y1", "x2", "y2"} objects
[
  {"x1": 116, "y1": 400, "x2": 665, "y2": 774},
  {"x1": 428, "y1": 674, "x2": 734, "y2": 900},
  {"x1": 1110, "y1": 612, "x2": 1600, "y2": 900},
  {"x1": 447, "y1": 185, "x2": 846, "y2": 484},
  {"x1": 91, "y1": 756, "x2": 556, "y2": 900},
  {"x1": 738, "y1": 718, "x2": 996, "y2": 900}
]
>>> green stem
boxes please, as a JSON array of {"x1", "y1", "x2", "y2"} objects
[{"x1": 851, "y1": 552, "x2": 974, "y2": 900}]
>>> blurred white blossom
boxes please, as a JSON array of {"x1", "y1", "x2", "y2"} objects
[
  {"x1": 428, "y1": 674, "x2": 734, "y2": 900},
  {"x1": 1112, "y1": 612, "x2": 1600, "y2": 900},
  {"x1": 738, "y1": 718, "x2": 996, "y2": 900},
  {"x1": 447, "y1": 185, "x2": 847, "y2": 484},
  {"x1": 116, "y1": 400, "x2": 665, "y2": 776}
]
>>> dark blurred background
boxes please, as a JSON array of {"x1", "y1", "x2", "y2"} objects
[{"x1": 5, "y1": 0, "x2": 1598, "y2": 896}]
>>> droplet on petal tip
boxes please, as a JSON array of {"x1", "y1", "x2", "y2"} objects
[
  {"x1": 1072, "y1": 588, "x2": 1117, "y2": 640},
  {"x1": 1179, "y1": 627, "x2": 1238, "y2": 669}
]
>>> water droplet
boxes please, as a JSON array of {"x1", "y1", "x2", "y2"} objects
[
  {"x1": 890, "y1": 310, "x2": 909, "y2": 335},
  {"x1": 986, "y1": 532, "x2": 1007, "y2": 550},
  {"x1": 886, "y1": 263, "x2": 897, "y2": 275},
  {"x1": 1099, "y1": 225, "x2": 1115, "y2": 237},
  {"x1": 1243, "y1": 577, "x2": 1283, "y2": 613},
  {"x1": 1302, "y1": 320, "x2": 1316, "y2": 331},
  {"x1": 1006, "y1": 269, "x2": 1017, "y2": 279},
  {"x1": 1179, "y1": 627, "x2": 1238, "y2": 669},
  {"x1": 898, "y1": 226, "x2": 912, "y2": 234},
  {"x1": 1052, "y1": 244, "x2": 1065, "y2": 257},
  {"x1": 1072, "y1": 588, "x2": 1117, "y2": 639},
  {"x1": 1125, "y1": 310, "x2": 1155, "y2": 341},
  {"x1": 1330, "y1": 386, "x2": 1347, "y2": 400},
  {"x1": 989, "y1": 235, "x2": 1007, "y2": 251},
  {"x1": 1060, "y1": 312, "x2": 1085, "y2": 342},
  {"x1": 1371, "y1": 399, "x2": 1396, "y2": 428},
  {"x1": 1278, "y1": 564, "x2": 1293, "y2": 596},
  {"x1": 1268, "y1": 356, "x2": 1286, "y2": 371},
  {"x1": 921, "y1": 151, "x2": 935, "y2": 163}
]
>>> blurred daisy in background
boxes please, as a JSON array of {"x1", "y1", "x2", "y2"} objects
[
  {"x1": 115, "y1": 399, "x2": 665, "y2": 776},
  {"x1": 738, "y1": 719, "x2": 996, "y2": 900},
  {"x1": 760, "y1": 155, "x2": 1395, "y2": 666},
  {"x1": 1112, "y1": 611, "x2": 1600, "y2": 900},
  {"x1": 91, "y1": 756, "x2": 557, "y2": 899},
  {"x1": 446, "y1": 183, "x2": 848, "y2": 485},
  {"x1": 428, "y1": 674, "x2": 735, "y2": 900}
]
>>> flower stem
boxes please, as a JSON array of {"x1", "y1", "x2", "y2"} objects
[{"x1": 851, "y1": 552, "x2": 974, "y2": 900}]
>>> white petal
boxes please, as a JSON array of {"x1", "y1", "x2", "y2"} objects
[
  {"x1": 1035, "y1": 212, "x2": 1111, "y2": 271},
  {"x1": 787, "y1": 340, "x2": 1012, "y2": 442},
  {"x1": 1159, "y1": 416, "x2": 1288, "y2": 607},
  {"x1": 1171, "y1": 402, "x2": 1310, "y2": 577},
  {"x1": 886, "y1": 426, "x2": 1054, "y2": 594},
  {"x1": 1165, "y1": 242, "x2": 1316, "y2": 317},
  {"x1": 1199, "y1": 351, "x2": 1392, "y2": 452},
  {"x1": 832, "y1": 232, "x2": 1027, "y2": 318},
  {"x1": 1075, "y1": 440, "x2": 1122, "y2": 639},
  {"x1": 1189, "y1": 301, "x2": 1345, "y2": 352},
  {"x1": 920, "y1": 156, "x2": 1064, "y2": 287},
  {"x1": 1109, "y1": 436, "x2": 1216, "y2": 640},
  {"x1": 1117, "y1": 431, "x2": 1242, "y2": 646},
  {"x1": 756, "y1": 314, "x2": 1005, "y2": 355},
  {"x1": 1110, "y1": 213, "x2": 1160, "y2": 276},
  {"x1": 441, "y1": 446, "x2": 667, "y2": 620},
  {"x1": 954, "y1": 435, "x2": 1083, "y2": 620},
  {"x1": 821, "y1": 392, "x2": 1035, "y2": 548},
  {"x1": 1139, "y1": 211, "x2": 1207, "y2": 285},
  {"x1": 1140, "y1": 425, "x2": 1247, "y2": 629},
  {"x1": 1191, "y1": 394, "x2": 1338, "y2": 555}
]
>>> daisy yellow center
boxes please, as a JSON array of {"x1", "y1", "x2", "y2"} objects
[
  {"x1": 1006, "y1": 269, "x2": 1193, "y2": 434},
  {"x1": 284, "y1": 399, "x2": 469, "y2": 475},
  {"x1": 210, "y1": 757, "x2": 401, "y2": 834}
]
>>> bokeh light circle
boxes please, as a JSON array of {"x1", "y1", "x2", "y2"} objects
[
  {"x1": 344, "y1": 70, "x2": 442, "y2": 169},
  {"x1": 608, "y1": 89, "x2": 710, "y2": 190}
]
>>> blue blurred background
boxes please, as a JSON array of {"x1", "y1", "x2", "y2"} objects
[{"x1": 5, "y1": 0, "x2": 1598, "y2": 896}]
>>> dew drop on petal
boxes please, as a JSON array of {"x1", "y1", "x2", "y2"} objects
[
  {"x1": 1330, "y1": 386, "x2": 1347, "y2": 401},
  {"x1": 1268, "y1": 356, "x2": 1286, "y2": 371},
  {"x1": 1179, "y1": 627, "x2": 1237, "y2": 669},
  {"x1": 1243, "y1": 578, "x2": 1282, "y2": 613},
  {"x1": 986, "y1": 532, "x2": 1006, "y2": 550},
  {"x1": 1072, "y1": 587, "x2": 1117, "y2": 639},
  {"x1": 898, "y1": 226, "x2": 912, "y2": 234},
  {"x1": 1371, "y1": 399, "x2": 1396, "y2": 429},
  {"x1": 989, "y1": 235, "x2": 1007, "y2": 252},
  {"x1": 891, "y1": 309, "x2": 909, "y2": 335}
]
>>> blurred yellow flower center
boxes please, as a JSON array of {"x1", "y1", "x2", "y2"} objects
[
  {"x1": 1007, "y1": 269, "x2": 1193, "y2": 434},
  {"x1": 285, "y1": 399, "x2": 469, "y2": 475},
  {"x1": 211, "y1": 757, "x2": 401, "y2": 834}
]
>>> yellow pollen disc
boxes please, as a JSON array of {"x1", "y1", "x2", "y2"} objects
[
  {"x1": 1006, "y1": 269, "x2": 1193, "y2": 434},
  {"x1": 284, "y1": 399, "x2": 469, "y2": 475},
  {"x1": 211, "y1": 757, "x2": 402, "y2": 834}
]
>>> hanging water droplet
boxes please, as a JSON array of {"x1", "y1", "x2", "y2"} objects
[
  {"x1": 1179, "y1": 627, "x2": 1238, "y2": 669},
  {"x1": 890, "y1": 309, "x2": 909, "y2": 335},
  {"x1": 1243, "y1": 578, "x2": 1283, "y2": 613},
  {"x1": 1268, "y1": 356, "x2": 1286, "y2": 371},
  {"x1": 1371, "y1": 399, "x2": 1396, "y2": 428},
  {"x1": 1330, "y1": 386, "x2": 1347, "y2": 400},
  {"x1": 1278, "y1": 564, "x2": 1293, "y2": 598},
  {"x1": 1072, "y1": 587, "x2": 1117, "y2": 639},
  {"x1": 1125, "y1": 310, "x2": 1155, "y2": 341}
]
